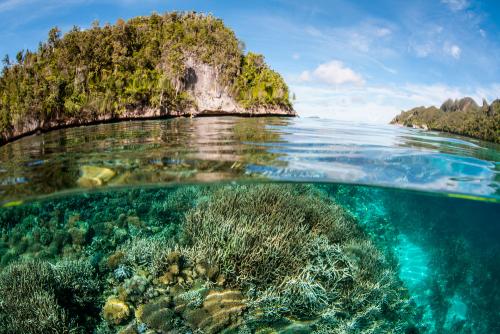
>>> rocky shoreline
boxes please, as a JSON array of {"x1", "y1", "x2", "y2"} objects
[{"x1": 0, "y1": 106, "x2": 296, "y2": 146}]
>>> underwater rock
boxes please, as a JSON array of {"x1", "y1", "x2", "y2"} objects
[
  {"x1": 77, "y1": 165, "x2": 116, "y2": 187},
  {"x1": 103, "y1": 297, "x2": 130, "y2": 325}
]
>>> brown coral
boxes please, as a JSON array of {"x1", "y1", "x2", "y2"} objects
[
  {"x1": 136, "y1": 297, "x2": 177, "y2": 333},
  {"x1": 103, "y1": 297, "x2": 130, "y2": 325},
  {"x1": 184, "y1": 289, "x2": 246, "y2": 334}
]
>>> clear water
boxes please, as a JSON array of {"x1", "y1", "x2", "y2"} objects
[{"x1": 0, "y1": 117, "x2": 498, "y2": 334}]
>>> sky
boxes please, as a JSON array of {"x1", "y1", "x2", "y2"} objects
[{"x1": 0, "y1": 0, "x2": 499, "y2": 123}]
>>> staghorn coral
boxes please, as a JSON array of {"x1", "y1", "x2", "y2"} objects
[
  {"x1": 0, "y1": 258, "x2": 102, "y2": 333},
  {"x1": 0, "y1": 260, "x2": 70, "y2": 334},
  {"x1": 114, "y1": 265, "x2": 133, "y2": 282},
  {"x1": 183, "y1": 184, "x2": 360, "y2": 288},
  {"x1": 54, "y1": 258, "x2": 102, "y2": 309},
  {"x1": 182, "y1": 184, "x2": 415, "y2": 332}
]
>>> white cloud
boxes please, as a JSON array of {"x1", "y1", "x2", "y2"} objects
[
  {"x1": 408, "y1": 25, "x2": 444, "y2": 58},
  {"x1": 375, "y1": 27, "x2": 392, "y2": 37},
  {"x1": 444, "y1": 43, "x2": 461, "y2": 59},
  {"x1": 290, "y1": 81, "x2": 500, "y2": 123},
  {"x1": 299, "y1": 60, "x2": 365, "y2": 86},
  {"x1": 441, "y1": 0, "x2": 469, "y2": 11},
  {"x1": 411, "y1": 42, "x2": 433, "y2": 58},
  {"x1": 479, "y1": 29, "x2": 486, "y2": 38},
  {"x1": 298, "y1": 70, "x2": 311, "y2": 81},
  {"x1": 292, "y1": 53, "x2": 301, "y2": 60},
  {"x1": 0, "y1": 0, "x2": 31, "y2": 12}
]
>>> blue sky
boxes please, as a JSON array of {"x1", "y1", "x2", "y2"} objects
[{"x1": 0, "y1": 0, "x2": 499, "y2": 122}]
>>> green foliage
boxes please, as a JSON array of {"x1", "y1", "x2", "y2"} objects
[
  {"x1": 233, "y1": 52, "x2": 292, "y2": 109},
  {"x1": 391, "y1": 97, "x2": 500, "y2": 143},
  {"x1": 0, "y1": 12, "x2": 292, "y2": 142}
]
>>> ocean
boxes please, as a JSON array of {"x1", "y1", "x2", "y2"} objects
[{"x1": 0, "y1": 117, "x2": 498, "y2": 333}]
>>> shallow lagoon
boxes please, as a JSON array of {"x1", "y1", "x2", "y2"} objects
[{"x1": 0, "y1": 117, "x2": 499, "y2": 333}]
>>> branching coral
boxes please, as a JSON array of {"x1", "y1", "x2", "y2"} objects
[
  {"x1": 0, "y1": 260, "x2": 69, "y2": 334},
  {"x1": 0, "y1": 184, "x2": 420, "y2": 333},
  {"x1": 183, "y1": 184, "x2": 360, "y2": 287},
  {"x1": 182, "y1": 184, "x2": 415, "y2": 332},
  {"x1": 0, "y1": 259, "x2": 102, "y2": 334}
]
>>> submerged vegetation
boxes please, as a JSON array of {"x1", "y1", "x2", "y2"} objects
[
  {"x1": 0, "y1": 184, "x2": 419, "y2": 333},
  {"x1": 0, "y1": 12, "x2": 292, "y2": 144},
  {"x1": 391, "y1": 97, "x2": 500, "y2": 143}
]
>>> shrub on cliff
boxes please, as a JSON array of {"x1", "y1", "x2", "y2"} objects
[{"x1": 233, "y1": 52, "x2": 292, "y2": 109}]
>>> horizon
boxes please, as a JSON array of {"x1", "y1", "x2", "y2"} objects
[{"x1": 0, "y1": 0, "x2": 499, "y2": 123}]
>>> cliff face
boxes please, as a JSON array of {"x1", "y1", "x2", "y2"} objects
[
  {"x1": 390, "y1": 97, "x2": 499, "y2": 143},
  {"x1": 0, "y1": 12, "x2": 295, "y2": 145}
]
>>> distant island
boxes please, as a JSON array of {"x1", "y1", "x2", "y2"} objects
[
  {"x1": 391, "y1": 97, "x2": 500, "y2": 143},
  {"x1": 0, "y1": 12, "x2": 295, "y2": 145}
]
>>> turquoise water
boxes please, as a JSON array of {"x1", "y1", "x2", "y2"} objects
[{"x1": 0, "y1": 117, "x2": 499, "y2": 333}]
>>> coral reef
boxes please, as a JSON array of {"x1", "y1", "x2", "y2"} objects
[
  {"x1": 103, "y1": 297, "x2": 131, "y2": 325},
  {"x1": 0, "y1": 259, "x2": 101, "y2": 333},
  {"x1": 136, "y1": 297, "x2": 177, "y2": 332},
  {"x1": 182, "y1": 184, "x2": 414, "y2": 333},
  {"x1": 0, "y1": 184, "x2": 422, "y2": 333}
]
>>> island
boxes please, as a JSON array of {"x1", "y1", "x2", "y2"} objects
[
  {"x1": 391, "y1": 97, "x2": 500, "y2": 143},
  {"x1": 0, "y1": 12, "x2": 295, "y2": 145}
]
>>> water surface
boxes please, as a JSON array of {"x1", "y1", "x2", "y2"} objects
[
  {"x1": 0, "y1": 117, "x2": 499, "y2": 334},
  {"x1": 0, "y1": 117, "x2": 498, "y2": 203}
]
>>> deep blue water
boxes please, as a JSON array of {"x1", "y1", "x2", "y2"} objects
[{"x1": 0, "y1": 117, "x2": 498, "y2": 333}]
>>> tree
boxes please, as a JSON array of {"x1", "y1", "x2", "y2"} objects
[
  {"x1": 16, "y1": 50, "x2": 24, "y2": 64},
  {"x1": 2, "y1": 55, "x2": 10, "y2": 67},
  {"x1": 48, "y1": 27, "x2": 61, "y2": 49}
]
